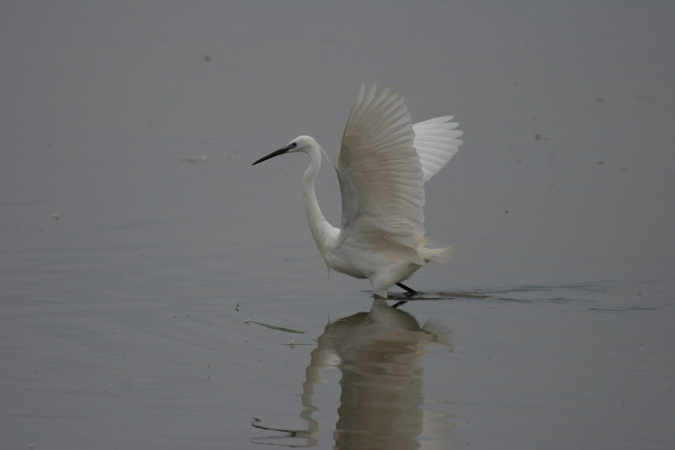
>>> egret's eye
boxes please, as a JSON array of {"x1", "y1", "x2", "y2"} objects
[{"x1": 290, "y1": 142, "x2": 297, "y2": 148}]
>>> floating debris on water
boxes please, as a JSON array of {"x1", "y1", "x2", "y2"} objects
[
  {"x1": 181, "y1": 156, "x2": 208, "y2": 163},
  {"x1": 243, "y1": 318, "x2": 305, "y2": 334}
]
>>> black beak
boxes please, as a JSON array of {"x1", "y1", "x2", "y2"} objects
[{"x1": 252, "y1": 143, "x2": 295, "y2": 166}]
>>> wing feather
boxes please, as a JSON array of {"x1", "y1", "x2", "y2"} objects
[
  {"x1": 413, "y1": 116, "x2": 463, "y2": 182},
  {"x1": 335, "y1": 84, "x2": 426, "y2": 263}
]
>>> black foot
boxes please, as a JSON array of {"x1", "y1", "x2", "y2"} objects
[{"x1": 396, "y1": 282, "x2": 418, "y2": 297}]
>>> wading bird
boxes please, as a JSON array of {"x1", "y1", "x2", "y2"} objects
[{"x1": 253, "y1": 84, "x2": 463, "y2": 300}]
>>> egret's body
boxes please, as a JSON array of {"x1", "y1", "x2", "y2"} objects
[{"x1": 253, "y1": 84, "x2": 463, "y2": 299}]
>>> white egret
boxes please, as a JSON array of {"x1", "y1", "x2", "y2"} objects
[{"x1": 253, "y1": 84, "x2": 463, "y2": 300}]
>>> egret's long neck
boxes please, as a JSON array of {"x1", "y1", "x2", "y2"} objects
[{"x1": 302, "y1": 146, "x2": 337, "y2": 260}]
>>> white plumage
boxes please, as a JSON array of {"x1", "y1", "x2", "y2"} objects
[{"x1": 253, "y1": 84, "x2": 463, "y2": 299}]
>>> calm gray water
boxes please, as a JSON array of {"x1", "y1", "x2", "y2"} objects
[{"x1": 2, "y1": 1, "x2": 674, "y2": 449}]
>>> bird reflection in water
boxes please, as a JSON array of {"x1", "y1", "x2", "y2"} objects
[{"x1": 252, "y1": 299, "x2": 457, "y2": 449}]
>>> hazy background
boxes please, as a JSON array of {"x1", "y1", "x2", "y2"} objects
[{"x1": 2, "y1": 1, "x2": 674, "y2": 449}]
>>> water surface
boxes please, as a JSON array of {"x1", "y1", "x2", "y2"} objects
[{"x1": 2, "y1": 1, "x2": 674, "y2": 449}]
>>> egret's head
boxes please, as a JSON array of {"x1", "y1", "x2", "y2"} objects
[{"x1": 252, "y1": 135, "x2": 320, "y2": 166}]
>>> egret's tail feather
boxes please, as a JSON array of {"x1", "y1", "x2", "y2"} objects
[{"x1": 418, "y1": 237, "x2": 452, "y2": 263}]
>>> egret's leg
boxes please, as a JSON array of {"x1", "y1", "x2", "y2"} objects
[{"x1": 396, "y1": 282, "x2": 418, "y2": 297}]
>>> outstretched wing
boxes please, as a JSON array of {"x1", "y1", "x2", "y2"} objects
[
  {"x1": 413, "y1": 116, "x2": 463, "y2": 182},
  {"x1": 335, "y1": 84, "x2": 426, "y2": 264}
]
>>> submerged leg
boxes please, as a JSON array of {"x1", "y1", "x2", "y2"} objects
[
  {"x1": 391, "y1": 283, "x2": 418, "y2": 308},
  {"x1": 391, "y1": 300, "x2": 407, "y2": 309},
  {"x1": 396, "y1": 282, "x2": 418, "y2": 297}
]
